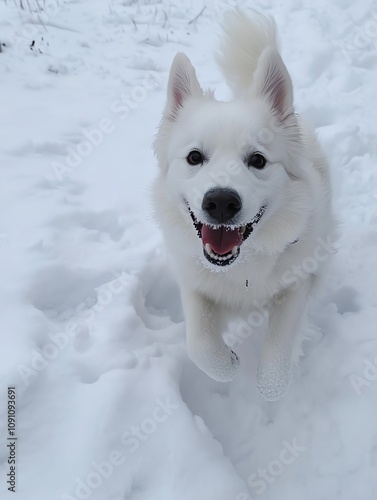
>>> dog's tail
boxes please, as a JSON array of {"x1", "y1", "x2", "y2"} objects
[{"x1": 216, "y1": 9, "x2": 278, "y2": 97}]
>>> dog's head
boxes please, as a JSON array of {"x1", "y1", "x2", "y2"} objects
[{"x1": 154, "y1": 50, "x2": 312, "y2": 269}]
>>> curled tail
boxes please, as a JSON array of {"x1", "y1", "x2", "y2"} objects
[{"x1": 216, "y1": 9, "x2": 278, "y2": 97}]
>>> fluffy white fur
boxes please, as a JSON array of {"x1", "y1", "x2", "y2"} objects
[{"x1": 153, "y1": 9, "x2": 336, "y2": 400}]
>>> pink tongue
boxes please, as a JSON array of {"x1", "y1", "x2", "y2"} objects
[{"x1": 202, "y1": 225, "x2": 243, "y2": 256}]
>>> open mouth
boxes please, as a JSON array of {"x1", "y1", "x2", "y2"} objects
[{"x1": 186, "y1": 202, "x2": 267, "y2": 267}]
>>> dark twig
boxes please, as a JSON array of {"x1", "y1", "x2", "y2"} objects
[{"x1": 188, "y1": 6, "x2": 206, "y2": 25}]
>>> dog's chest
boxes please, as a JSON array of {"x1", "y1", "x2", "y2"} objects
[{"x1": 189, "y1": 253, "x2": 282, "y2": 308}]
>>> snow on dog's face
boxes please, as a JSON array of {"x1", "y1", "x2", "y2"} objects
[{"x1": 154, "y1": 51, "x2": 308, "y2": 269}]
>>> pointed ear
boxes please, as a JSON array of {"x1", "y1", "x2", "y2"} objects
[
  {"x1": 252, "y1": 47, "x2": 293, "y2": 119},
  {"x1": 165, "y1": 52, "x2": 203, "y2": 120}
]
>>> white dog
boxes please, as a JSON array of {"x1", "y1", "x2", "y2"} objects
[{"x1": 153, "y1": 9, "x2": 335, "y2": 400}]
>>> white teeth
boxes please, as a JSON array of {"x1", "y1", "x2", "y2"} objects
[
  {"x1": 205, "y1": 246, "x2": 239, "y2": 262},
  {"x1": 239, "y1": 226, "x2": 246, "y2": 234}
]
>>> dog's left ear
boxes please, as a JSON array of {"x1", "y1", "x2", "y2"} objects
[
  {"x1": 165, "y1": 52, "x2": 203, "y2": 120},
  {"x1": 252, "y1": 47, "x2": 293, "y2": 119}
]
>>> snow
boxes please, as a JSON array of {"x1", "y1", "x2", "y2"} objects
[{"x1": 0, "y1": 0, "x2": 377, "y2": 499}]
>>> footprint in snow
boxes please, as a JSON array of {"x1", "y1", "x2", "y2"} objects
[
  {"x1": 330, "y1": 285, "x2": 360, "y2": 315},
  {"x1": 141, "y1": 257, "x2": 183, "y2": 326},
  {"x1": 29, "y1": 265, "x2": 114, "y2": 322}
]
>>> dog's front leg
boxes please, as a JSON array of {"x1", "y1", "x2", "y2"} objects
[
  {"x1": 257, "y1": 281, "x2": 311, "y2": 401},
  {"x1": 181, "y1": 288, "x2": 240, "y2": 382}
]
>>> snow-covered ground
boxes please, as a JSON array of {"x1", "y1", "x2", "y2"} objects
[{"x1": 1, "y1": 0, "x2": 377, "y2": 498}]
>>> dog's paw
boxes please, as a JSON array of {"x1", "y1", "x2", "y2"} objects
[
  {"x1": 256, "y1": 361, "x2": 291, "y2": 401},
  {"x1": 228, "y1": 349, "x2": 240, "y2": 376},
  {"x1": 211, "y1": 348, "x2": 240, "y2": 382},
  {"x1": 187, "y1": 344, "x2": 240, "y2": 383}
]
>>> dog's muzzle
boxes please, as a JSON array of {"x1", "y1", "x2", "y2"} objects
[{"x1": 185, "y1": 191, "x2": 267, "y2": 267}]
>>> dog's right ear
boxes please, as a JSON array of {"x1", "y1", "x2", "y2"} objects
[{"x1": 165, "y1": 52, "x2": 203, "y2": 120}]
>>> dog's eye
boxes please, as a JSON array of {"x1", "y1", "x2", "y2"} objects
[
  {"x1": 186, "y1": 150, "x2": 204, "y2": 166},
  {"x1": 247, "y1": 153, "x2": 267, "y2": 169}
]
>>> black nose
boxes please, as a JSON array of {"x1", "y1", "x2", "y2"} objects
[{"x1": 202, "y1": 188, "x2": 242, "y2": 223}]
